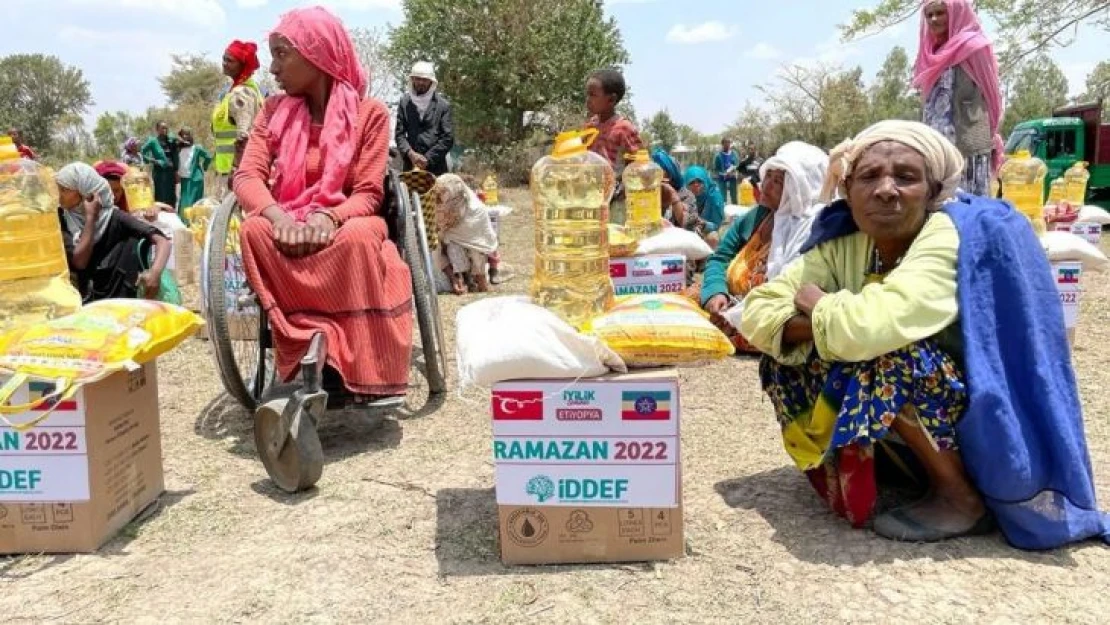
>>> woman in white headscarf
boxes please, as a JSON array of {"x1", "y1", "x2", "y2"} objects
[
  {"x1": 56, "y1": 162, "x2": 171, "y2": 302},
  {"x1": 696, "y1": 141, "x2": 828, "y2": 353},
  {"x1": 433, "y1": 174, "x2": 498, "y2": 294}
]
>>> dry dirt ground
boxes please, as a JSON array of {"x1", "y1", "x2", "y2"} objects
[{"x1": 4, "y1": 188, "x2": 1110, "y2": 623}]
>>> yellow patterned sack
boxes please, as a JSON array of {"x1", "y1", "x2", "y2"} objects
[
  {"x1": 0, "y1": 299, "x2": 203, "y2": 425},
  {"x1": 583, "y1": 293, "x2": 734, "y2": 367}
]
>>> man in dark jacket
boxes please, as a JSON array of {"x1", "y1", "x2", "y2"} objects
[{"x1": 395, "y1": 61, "x2": 455, "y2": 175}]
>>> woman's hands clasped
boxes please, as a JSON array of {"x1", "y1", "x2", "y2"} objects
[{"x1": 271, "y1": 212, "x2": 337, "y2": 258}]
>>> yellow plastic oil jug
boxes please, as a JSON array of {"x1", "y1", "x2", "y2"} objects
[
  {"x1": 740, "y1": 177, "x2": 756, "y2": 206},
  {"x1": 0, "y1": 144, "x2": 81, "y2": 329},
  {"x1": 622, "y1": 149, "x2": 663, "y2": 243},
  {"x1": 482, "y1": 174, "x2": 500, "y2": 206},
  {"x1": 122, "y1": 165, "x2": 155, "y2": 213},
  {"x1": 999, "y1": 150, "x2": 1047, "y2": 222},
  {"x1": 1064, "y1": 161, "x2": 1090, "y2": 205},
  {"x1": 530, "y1": 129, "x2": 615, "y2": 328}
]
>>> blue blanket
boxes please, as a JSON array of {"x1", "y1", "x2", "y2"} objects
[{"x1": 802, "y1": 193, "x2": 1110, "y2": 550}]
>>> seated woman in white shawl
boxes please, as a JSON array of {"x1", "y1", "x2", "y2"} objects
[
  {"x1": 695, "y1": 142, "x2": 828, "y2": 353},
  {"x1": 433, "y1": 174, "x2": 499, "y2": 294}
]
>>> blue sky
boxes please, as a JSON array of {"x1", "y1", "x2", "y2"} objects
[{"x1": 0, "y1": 0, "x2": 1105, "y2": 134}]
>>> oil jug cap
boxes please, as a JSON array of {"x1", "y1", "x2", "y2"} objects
[
  {"x1": 552, "y1": 128, "x2": 599, "y2": 158},
  {"x1": 631, "y1": 148, "x2": 650, "y2": 162}
]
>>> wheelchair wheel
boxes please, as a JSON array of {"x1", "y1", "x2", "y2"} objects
[
  {"x1": 254, "y1": 397, "x2": 324, "y2": 493},
  {"x1": 203, "y1": 194, "x2": 273, "y2": 411},
  {"x1": 403, "y1": 190, "x2": 448, "y2": 394}
]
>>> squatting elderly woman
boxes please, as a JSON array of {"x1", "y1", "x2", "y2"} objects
[{"x1": 740, "y1": 120, "x2": 1109, "y2": 549}]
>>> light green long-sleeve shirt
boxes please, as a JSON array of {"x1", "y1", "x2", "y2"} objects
[{"x1": 740, "y1": 212, "x2": 962, "y2": 366}]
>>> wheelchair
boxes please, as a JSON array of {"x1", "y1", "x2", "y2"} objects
[{"x1": 200, "y1": 169, "x2": 448, "y2": 493}]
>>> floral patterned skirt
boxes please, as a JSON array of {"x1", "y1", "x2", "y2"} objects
[{"x1": 759, "y1": 340, "x2": 968, "y2": 526}]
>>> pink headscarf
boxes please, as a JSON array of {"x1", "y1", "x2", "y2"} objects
[
  {"x1": 912, "y1": 0, "x2": 1004, "y2": 173},
  {"x1": 268, "y1": 6, "x2": 369, "y2": 220}
]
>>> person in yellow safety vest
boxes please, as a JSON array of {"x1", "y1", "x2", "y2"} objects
[{"x1": 212, "y1": 40, "x2": 264, "y2": 198}]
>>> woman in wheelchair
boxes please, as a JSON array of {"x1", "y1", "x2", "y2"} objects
[{"x1": 234, "y1": 6, "x2": 413, "y2": 404}]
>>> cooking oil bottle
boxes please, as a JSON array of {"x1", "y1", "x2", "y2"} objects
[
  {"x1": 185, "y1": 198, "x2": 219, "y2": 247},
  {"x1": 622, "y1": 149, "x2": 663, "y2": 243},
  {"x1": 1064, "y1": 161, "x2": 1090, "y2": 205},
  {"x1": 0, "y1": 135, "x2": 19, "y2": 162},
  {"x1": 530, "y1": 129, "x2": 615, "y2": 329},
  {"x1": 999, "y1": 150, "x2": 1047, "y2": 224},
  {"x1": 740, "y1": 177, "x2": 756, "y2": 206},
  {"x1": 482, "y1": 174, "x2": 500, "y2": 206},
  {"x1": 122, "y1": 165, "x2": 155, "y2": 213},
  {"x1": 1047, "y1": 176, "x2": 1067, "y2": 205},
  {"x1": 0, "y1": 146, "x2": 81, "y2": 329}
]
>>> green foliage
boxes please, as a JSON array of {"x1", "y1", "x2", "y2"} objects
[
  {"x1": 0, "y1": 54, "x2": 92, "y2": 155},
  {"x1": 388, "y1": 0, "x2": 629, "y2": 146},
  {"x1": 159, "y1": 54, "x2": 225, "y2": 106},
  {"x1": 757, "y1": 64, "x2": 873, "y2": 150},
  {"x1": 645, "y1": 110, "x2": 678, "y2": 151},
  {"x1": 870, "y1": 46, "x2": 922, "y2": 121},
  {"x1": 1002, "y1": 54, "x2": 1070, "y2": 135},
  {"x1": 93, "y1": 111, "x2": 143, "y2": 159},
  {"x1": 841, "y1": 1, "x2": 1110, "y2": 71},
  {"x1": 1076, "y1": 60, "x2": 1110, "y2": 112}
]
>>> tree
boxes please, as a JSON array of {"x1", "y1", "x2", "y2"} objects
[
  {"x1": 351, "y1": 26, "x2": 404, "y2": 106},
  {"x1": 52, "y1": 113, "x2": 94, "y2": 163},
  {"x1": 757, "y1": 63, "x2": 871, "y2": 149},
  {"x1": 1002, "y1": 54, "x2": 1070, "y2": 135},
  {"x1": 159, "y1": 54, "x2": 225, "y2": 106},
  {"x1": 841, "y1": 1, "x2": 1110, "y2": 72},
  {"x1": 1077, "y1": 60, "x2": 1110, "y2": 110},
  {"x1": 870, "y1": 46, "x2": 922, "y2": 121},
  {"x1": 0, "y1": 54, "x2": 92, "y2": 154},
  {"x1": 388, "y1": 0, "x2": 629, "y2": 146},
  {"x1": 724, "y1": 105, "x2": 776, "y2": 155},
  {"x1": 645, "y1": 110, "x2": 679, "y2": 151},
  {"x1": 93, "y1": 111, "x2": 142, "y2": 159}
]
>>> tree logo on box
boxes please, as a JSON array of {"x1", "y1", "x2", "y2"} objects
[
  {"x1": 507, "y1": 508, "x2": 549, "y2": 547},
  {"x1": 526, "y1": 475, "x2": 555, "y2": 503}
]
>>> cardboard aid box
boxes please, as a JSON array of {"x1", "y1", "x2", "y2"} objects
[
  {"x1": 1053, "y1": 261, "x2": 1082, "y2": 345},
  {"x1": 492, "y1": 370, "x2": 683, "y2": 565},
  {"x1": 609, "y1": 254, "x2": 686, "y2": 297},
  {"x1": 0, "y1": 363, "x2": 164, "y2": 554}
]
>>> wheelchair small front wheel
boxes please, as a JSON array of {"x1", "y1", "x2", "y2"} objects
[{"x1": 254, "y1": 398, "x2": 324, "y2": 493}]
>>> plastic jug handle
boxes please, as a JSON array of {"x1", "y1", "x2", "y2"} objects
[
  {"x1": 552, "y1": 128, "x2": 600, "y2": 158},
  {"x1": 0, "y1": 373, "x2": 79, "y2": 432}
]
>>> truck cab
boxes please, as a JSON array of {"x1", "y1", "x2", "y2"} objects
[{"x1": 1004, "y1": 100, "x2": 1109, "y2": 211}]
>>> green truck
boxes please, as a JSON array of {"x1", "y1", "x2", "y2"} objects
[{"x1": 1004, "y1": 99, "x2": 1110, "y2": 211}]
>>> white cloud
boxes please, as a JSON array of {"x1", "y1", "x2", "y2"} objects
[
  {"x1": 666, "y1": 21, "x2": 737, "y2": 45},
  {"x1": 788, "y1": 31, "x2": 861, "y2": 69},
  {"x1": 236, "y1": 0, "x2": 269, "y2": 7},
  {"x1": 66, "y1": 0, "x2": 226, "y2": 27},
  {"x1": 745, "y1": 43, "x2": 781, "y2": 60}
]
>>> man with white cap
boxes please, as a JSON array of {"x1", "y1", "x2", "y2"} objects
[{"x1": 395, "y1": 61, "x2": 455, "y2": 175}]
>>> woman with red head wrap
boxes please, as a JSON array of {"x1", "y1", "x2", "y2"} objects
[
  {"x1": 234, "y1": 6, "x2": 412, "y2": 402},
  {"x1": 914, "y1": 0, "x2": 1003, "y2": 197},
  {"x1": 212, "y1": 39, "x2": 264, "y2": 196}
]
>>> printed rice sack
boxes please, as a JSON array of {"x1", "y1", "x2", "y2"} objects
[
  {"x1": 584, "y1": 293, "x2": 734, "y2": 367},
  {"x1": 0, "y1": 299, "x2": 203, "y2": 425}
]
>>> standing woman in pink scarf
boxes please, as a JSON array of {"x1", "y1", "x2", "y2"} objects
[
  {"x1": 235, "y1": 6, "x2": 413, "y2": 402},
  {"x1": 913, "y1": 0, "x2": 1004, "y2": 196}
]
